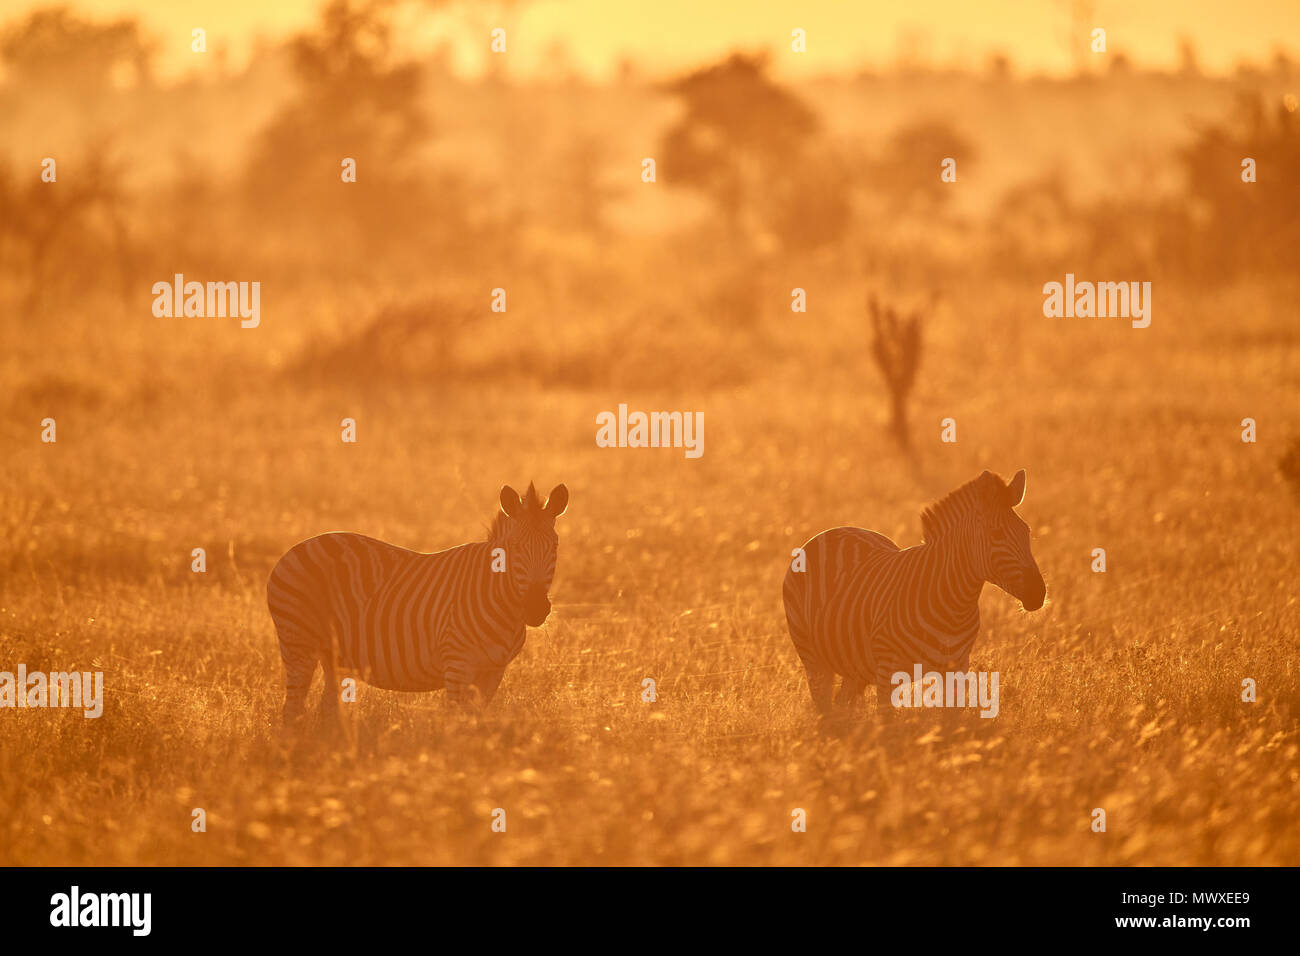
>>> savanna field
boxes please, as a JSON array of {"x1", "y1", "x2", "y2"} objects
[
  {"x1": 2, "y1": 269, "x2": 1296, "y2": 865},
  {"x1": 1, "y1": 0, "x2": 1298, "y2": 866}
]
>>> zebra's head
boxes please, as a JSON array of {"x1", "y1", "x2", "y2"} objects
[
  {"x1": 975, "y1": 469, "x2": 1046, "y2": 611},
  {"x1": 498, "y1": 482, "x2": 569, "y2": 626}
]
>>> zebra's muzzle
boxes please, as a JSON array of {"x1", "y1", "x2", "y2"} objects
[
  {"x1": 1021, "y1": 572, "x2": 1046, "y2": 611},
  {"x1": 523, "y1": 584, "x2": 551, "y2": 627}
]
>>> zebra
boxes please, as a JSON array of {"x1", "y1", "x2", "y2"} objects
[
  {"x1": 267, "y1": 482, "x2": 569, "y2": 724},
  {"x1": 782, "y1": 469, "x2": 1045, "y2": 714}
]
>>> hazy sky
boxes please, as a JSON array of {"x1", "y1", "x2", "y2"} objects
[{"x1": 23, "y1": 0, "x2": 1300, "y2": 80}]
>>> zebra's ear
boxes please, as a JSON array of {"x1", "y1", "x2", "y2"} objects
[
  {"x1": 545, "y1": 484, "x2": 569, "y2": 518},
  {"x1": 500, "y1": 485, "x2": 522, "y2": 518},
  {"x1": 1006, "y1": 469, "x2": 1027, "y2": 508}
]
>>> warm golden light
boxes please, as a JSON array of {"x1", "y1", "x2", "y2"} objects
[{"x1": 1, "y1": 0, "x2": 1296, "y2": 870}]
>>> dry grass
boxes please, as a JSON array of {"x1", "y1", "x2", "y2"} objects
[
  {"x1": 1, "y1": 268, "x2": 1296, "y2": 866},
  {"x1": 1, "y1": 3, "x2": 1296, "y2": 864}
]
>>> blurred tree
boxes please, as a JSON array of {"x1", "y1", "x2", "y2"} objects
[
  {"x1": 0, "y1": 7, "x2": 153, "y2": 94},
  {"x1": 1180, "y1": 92, "x2": 1300, "y2": 274},
  {"x1": 1057, "y1": 0, "x2": 1095, "y2": 76},
  {"x1": 985, "y1": 52, "x2": 1014, "y2": 80},
  {"x1": 1107, "y1": 52, "x2": 1133, "y2": 76},
  {"x1": 660, "y1": 53, "x2": 849, "y2": 252},
  {"x1": 551, "y1": 132, "x2": 620, "y2": 238},
  {"x1": 987, "y1": 172, "x2": 1077, "y2": 272},
  {"x1": 1177, "y1": 37, "x2": 1201, "y2": 78},
  {"x1": 0, "y1": 145, "x2": 134, "y2": 312},
  {"x1": 874, "y1": 120, "x2": 975, "y2": 218},
  {"x1": 243, "y1": 0, "x2": 431, "y2": 257}
]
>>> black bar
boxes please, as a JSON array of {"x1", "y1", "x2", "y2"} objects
[{"x1": 0, "y1": 866, "x2": 1282, "y2": 942}]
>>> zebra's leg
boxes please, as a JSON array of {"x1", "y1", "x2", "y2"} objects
[
  {"x1": 444, "y1": 657, "x2": 484, "y2": 711},
  {"x1": 836, "y1": 674, "x2": 868, "y2": 709},
  {"x1": 318, "y1": 655, "x2": 341, "y2": 728},
  {"x1": 476, "y1": 667, "x2": 506, "y2": 707},
  {"x1": 876, "y1": 673, "x2": 911, "y2": 715},
  {"x1": 785, "y1": 595, "x2": 832, "y2": 715},
  {"x1": 446, "y1": 678, "x2": 484, "y2": 710},
  {"x1": 278, "y1": 632, "x2": 319, "y2": 728},
  {"x1": 802, "y1": 662, "x2": 835, "y2": 715}
]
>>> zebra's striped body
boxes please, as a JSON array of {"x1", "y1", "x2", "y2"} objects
[
  {"x1": 268, "y1": 482, "x2": 568, "y2": 722},
  {"x1": 783, "y1": 470, "x2": 1044, "y2": 714}
]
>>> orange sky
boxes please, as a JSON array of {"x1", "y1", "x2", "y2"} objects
[{"x1": 15, "y1": 0, "x2": 1300, "y2": 80}]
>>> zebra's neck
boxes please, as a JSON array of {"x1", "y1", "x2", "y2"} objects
[
  {"x1": 472, "y1": 540, "x2": 527, "y2": 620},
  {"x1": 914, "y1": 537, "x2": 985, "y2": 626}
]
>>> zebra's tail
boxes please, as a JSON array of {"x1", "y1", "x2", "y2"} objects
[
  {"x1": 781, "y1": 564, "x2": 808, "y2": 650},
  {"x1": 267, "y1": 546, "x2": 329, "y2": 727},
  {"x1": 783, "y1": 556, "x2": 834, "y2": 714}
]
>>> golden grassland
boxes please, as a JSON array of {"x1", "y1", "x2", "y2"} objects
[{"x1": 1, "y1": 266, "x2": 1296, "y2": 865}]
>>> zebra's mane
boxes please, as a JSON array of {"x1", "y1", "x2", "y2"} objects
[
  {"x1": 920, "y1": 471, "x2": 1007, "y2": 541},
  {"x1": 487, "y1": 482, "x2": 547, "y2": 542}
]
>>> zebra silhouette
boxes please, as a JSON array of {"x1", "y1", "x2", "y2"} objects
[
  {"x1": 783, "y1": 470, "x2": 1045, "y2": 714},
  {"x1": 268, "y1": 482, "x2": 568, "y2": 724}
]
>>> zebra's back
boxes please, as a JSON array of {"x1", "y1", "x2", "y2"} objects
[
  {"x1": 784, "y1": 522, "x2": 982, "y2": 696},
  {"x1": 784, "y1": 527, "x2": 902, "y2": 682},
  {"x1": 268, "y1": 532, "x2": 417, "y2": 640},
  {"x1": 268, "y1": 531, "x2": 488, "y2": 694}
]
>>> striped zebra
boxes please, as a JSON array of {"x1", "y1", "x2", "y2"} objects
[
  {"x1": 267, "y1": 482, "x2": 568, "y2": 723},
  {"x1": 782, "y1": 469, "x2": 1045, "y2": 714}
]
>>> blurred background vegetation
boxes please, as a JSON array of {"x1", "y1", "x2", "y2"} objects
[
  {"x1": 0, "y1": 0, "x2": 1295, "y2": 393},
  {"x1": 1, "y1": 0, "x2": 1297, "y2": 867}
]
